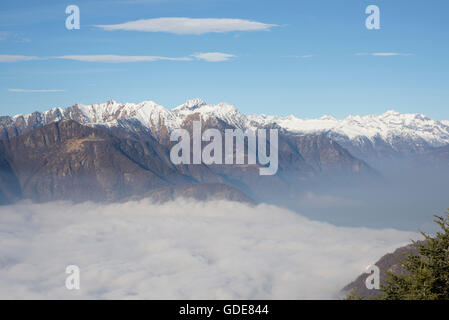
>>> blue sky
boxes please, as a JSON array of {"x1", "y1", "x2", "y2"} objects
[{"x1": 0, "y1": 0, "x2": 448, "y2": 119}]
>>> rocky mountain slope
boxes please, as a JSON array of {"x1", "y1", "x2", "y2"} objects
[{"x1": 342, "y1": 242, "x2": 422, "y2": 299}]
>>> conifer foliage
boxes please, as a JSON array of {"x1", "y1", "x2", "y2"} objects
[{"x1": 379, "y1": 211, "x2": 449, "y2": 300}]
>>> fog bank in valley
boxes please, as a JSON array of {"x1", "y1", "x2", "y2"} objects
[{"x1": 0, "y1": 199, "x2": 419, "y2": 299}]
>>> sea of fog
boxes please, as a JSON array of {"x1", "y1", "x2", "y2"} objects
[{"x1": 0, "y1": 199, "x2": 420, "y2": 299}]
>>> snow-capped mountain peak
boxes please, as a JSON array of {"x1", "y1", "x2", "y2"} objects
[
  {"x1": 382, "y1": 109, "x2": 401, "y2": 116},
  {"x1": 70, "y1": 100, "x2": 178, "y2": 129},
  {"x1": 319, "y1": 115, "x2": 337, "y2": 121},
  {"x1": 173, "y1": 100, "x2": 248, "y2": 129},
  {"x1": 174, "y1": 98, "x2": 207, "y2": 111}
]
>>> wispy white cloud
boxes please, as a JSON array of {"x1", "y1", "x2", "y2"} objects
[
  {"x1": 0, "y1": 31, "x2": 10, "y2": 40},
  {"x1": 8, "y1": 89, "x2": 65, "y2": 93},
  {"x1": 57, "y1": 55, "x2": 192, "y2": 63},
  {"x1": 288, "y1": 54, "x2": 314, "y2": 59},
  {"x1": 25, "y1": 68, "x2": 125, "y2": 75},
  {"x1": 14, "y1": 37, "x2": 31, "y2": 43},
  {"x1": 0, "y1": 199, "x2": 419, "y2": 299},
  {"x1": 192, "y1": 52, "x2": 236, "y2": 62},
  {"x1": 0, "y1": 55, "x2": 40, "y2": 62},
  {"x1": 95, "y1": 17, "x2": 277, "y2": 35},
  {"x1": 0, "y1": 53, "x2": 238, "y2": 64},
  {"x1": 0, "y1": 31, "x2": 31, "y2": 43},
  {"x1": 356, "y1": 52, "x2": 413, "y2": 57}
]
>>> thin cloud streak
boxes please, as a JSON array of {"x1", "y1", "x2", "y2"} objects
[
  {"x1": 291, "y1": 55, "x2": 314, "y2": 59},
  {"x1": 192, "y1": 52, "x2": 236, "y2": 62},
  {"x1": 95, "y1": 17, "x2": 277, "y2": 35},
  {"x1": 0, "y1": 54, "x2": 237, "y2": 64},
  {"x1": 356, "y1": 53, "x2": 414, "y2": 57},
  {"x1": 0, "y1": 31, "x2": 10, "y2": 40},
  {"x1": 57, "y1": 55, "x2": 193, "y2": 63},
  {"x1": 0, "y1": 55, "x2": 40, "y2": 62},
  {"x1": 57, "y1": 53, "x2": 236, "y2": 63},
  {"x1": 8, "y1": 89, "x2": 66, "y2": 93}
]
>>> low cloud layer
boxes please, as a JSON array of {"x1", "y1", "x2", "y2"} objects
[
  {"x1": 95, "y1": 17, "x2": 277, "y2": 35},
  {"x1": 0, "y1": 199, "x2": 418, "y2": 299}
]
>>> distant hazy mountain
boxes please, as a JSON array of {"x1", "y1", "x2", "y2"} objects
[
  {"x1": 250, "y1": 110, "x2": 449, "y2": 161},
  {"x1": 421, "y1": 144, "x2": 449, "y2": 166}
]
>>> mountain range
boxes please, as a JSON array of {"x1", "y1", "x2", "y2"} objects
[
  {"x1": 0, "y1": 99, "x2": 448, "y2": 205},
  {"x1": 3, "y1": 98, "x2": 449, "y2": 161}
]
